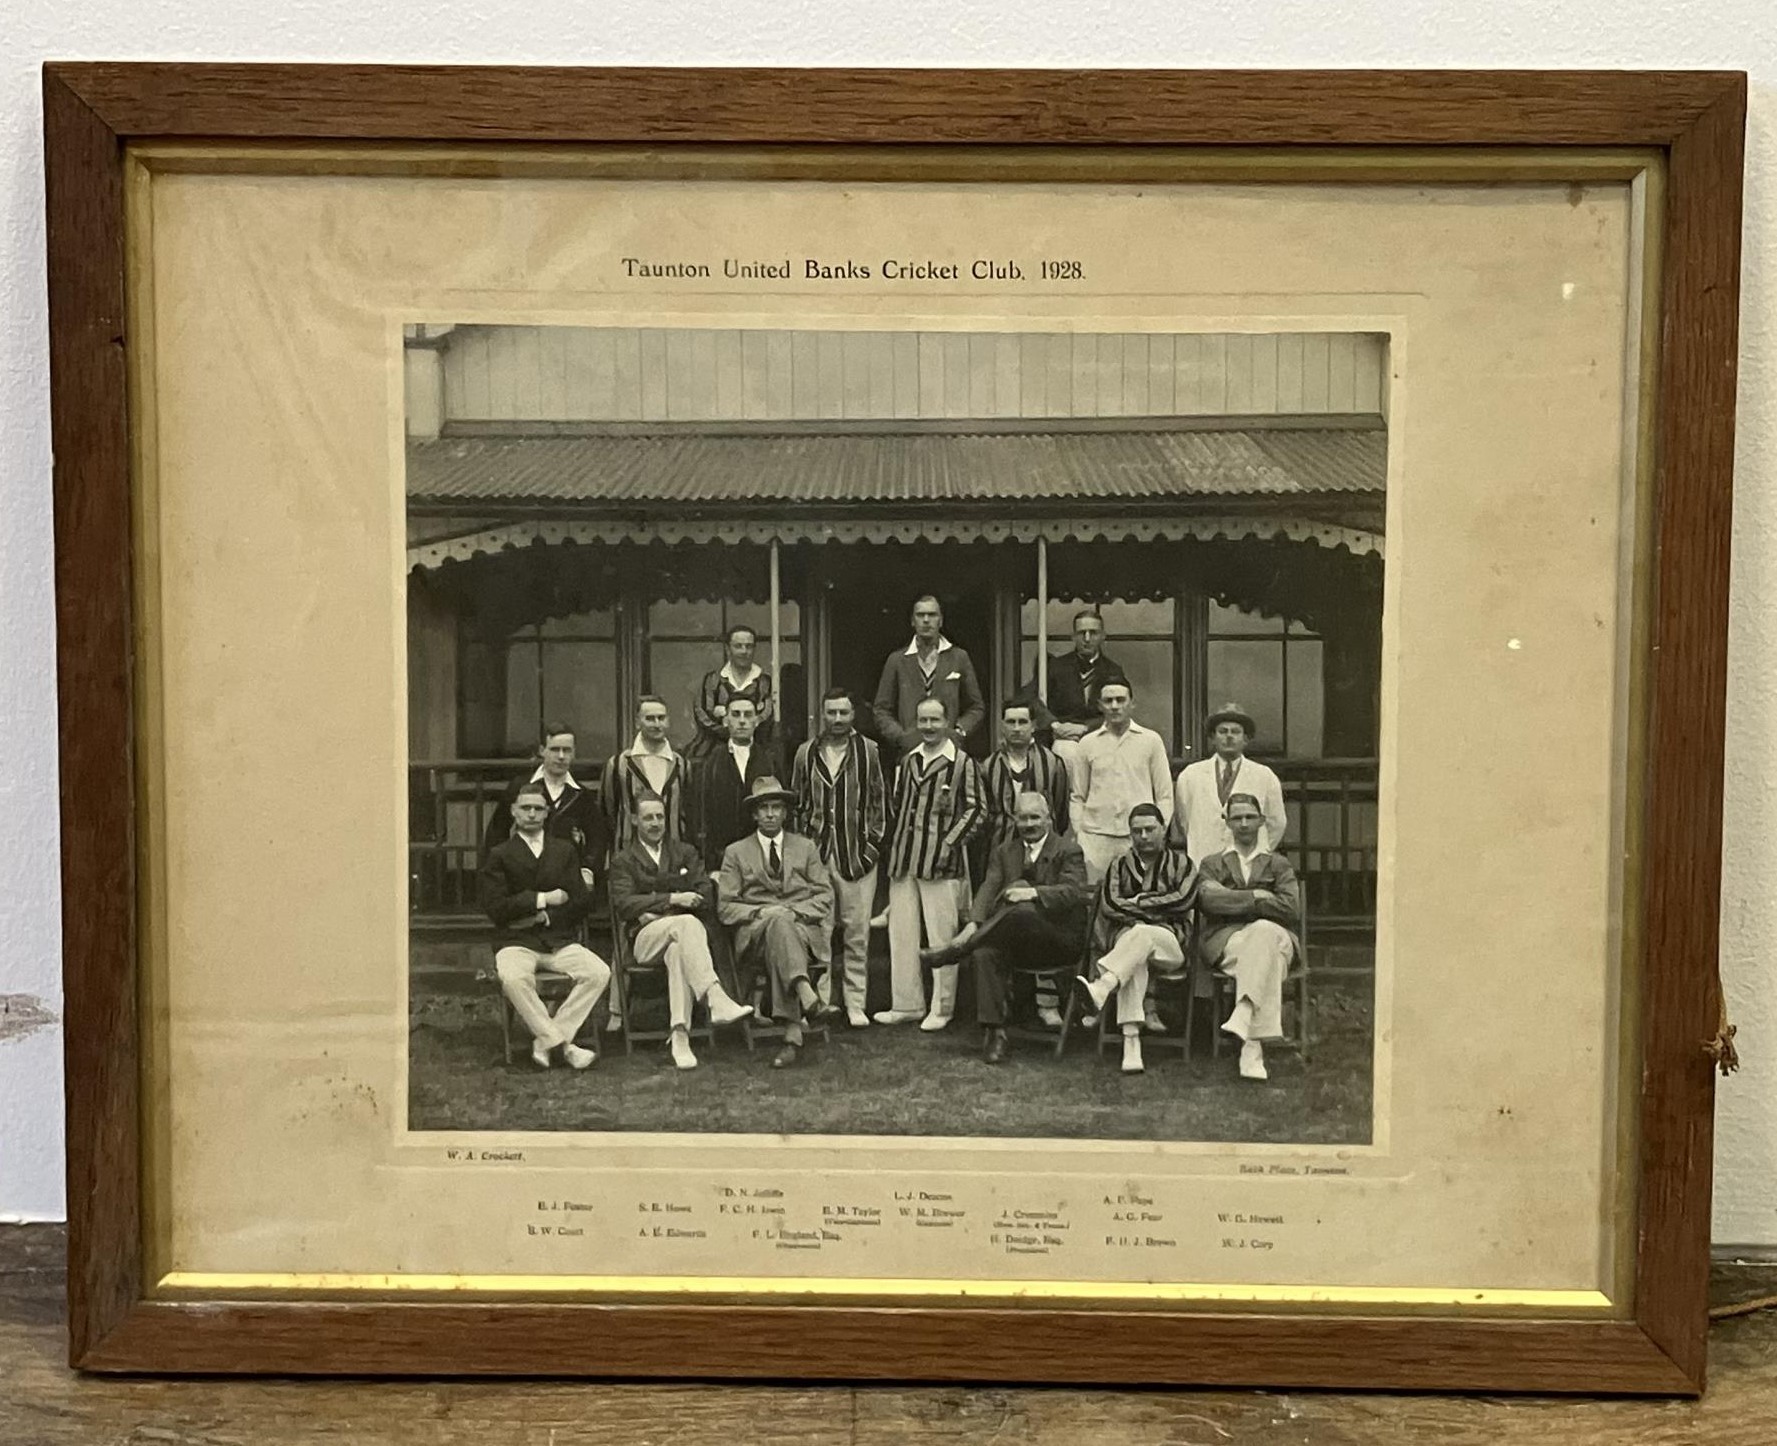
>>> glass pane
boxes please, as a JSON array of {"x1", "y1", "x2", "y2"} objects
[
  {"x1": 457, "y1": 642, "x2": 506, "y2": 757},
  {"x1": 1206, "y1": 639, "x2": 1284, "y2": 752},
  {"x1": 649, "y1": 600, "x2": 724, "y2": 638},
  {"x1": 1021, "y1": 596, "x2": 1171, "y2": 639},
  {"x1": 537, "y1": 608, "x2": 615, "y2": 639},
  {"x1": 1208, "y1": 601, "x2": 1284, "y2": 636},
  {"x1": 503, "y1": 641, "x2": 542, "y2": 755},
  {"x1": 646, "y1": 641, "x2": 712, "y2": 748},
  {"x1": 1285, "y1": 639, "x2": 1325, "y2": 758},
  {"x1": 541, "y1": 641, "x2": 620, "y2": 764}
]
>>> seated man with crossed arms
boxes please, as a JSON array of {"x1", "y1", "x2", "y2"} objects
[
  {"x1": 1196, "y1": 791, "x2": 1301, "y2": 1082},
  {"x1": 478, "y1": 782, "x2": 613, "y2": 1070},
  {"x1": 1073, "y1": 801, "x2": 1197, "y2": 1075},
  {"x1": 607, "y1": 791, "x2": 754, "y2": 1071},
  {"x1": 919, "y1": 790, "x2": 1088, "y2": 1063}
]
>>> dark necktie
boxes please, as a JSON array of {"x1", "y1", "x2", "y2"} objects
[
  {"x1": 1217, "y1": 758, "x2": 1238, "y2": 806},
  {"x1": 768, "y1": 840, "x2": 782, "y2": 879}
]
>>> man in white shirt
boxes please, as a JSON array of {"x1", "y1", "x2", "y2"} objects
[
  {"x1": 1173, "y1": 702, "x2": 1288, "y2": 861},
  {"x1": 1068, "y1": 680, "x2": 1174, "y2": 885}
]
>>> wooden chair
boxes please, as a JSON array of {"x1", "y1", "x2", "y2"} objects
[
  {"x1": 612, "y1": 909, "x2": 718, "y2": 1058},
  {"x1": 1092, "y1": 919, "x2": 1194, "y2": 1065},
  {"x1": 485, "y1": 963, "x2": 573, "y2": 1064},
  {"x1": 1184, "y1": 892, "x2": 1312, "y2": 1066},
  {"x1": 725, "y1": 924, "x2": 832, "y2": 1054}
]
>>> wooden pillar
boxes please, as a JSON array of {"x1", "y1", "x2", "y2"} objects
[
  {"x1": 1177, "y1": 592, "x2": 1209, "y2": 762},
  {"x1": 1036, "y1": 536, "x2": 1050, "y2": 701}
]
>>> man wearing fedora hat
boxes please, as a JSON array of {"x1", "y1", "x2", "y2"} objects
[
  {"x1": 716, "y1": 775, "x2": 839, "y2": 1068},
  {"x1": 1174, "y1": 702, "x2": 1288, "y2": 863}
]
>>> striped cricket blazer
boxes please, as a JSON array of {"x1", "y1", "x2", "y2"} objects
[
  {"x1": 981, "y1": 743, "x2": 1071, "y2": 852},
  {"x1": 1092, "y1": 843, "x2": 1199, "y2": 957},
  {"x1": 886, "y1": 742, "x2": 986, "y2": 882},
  {"x1": 600, "y1": 742, "x2": 687, "y2": 853},
  {"x1": 790, "y1": 732, "x2": 887, "y2": 883}
]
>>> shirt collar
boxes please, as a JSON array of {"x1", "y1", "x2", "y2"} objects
[
  {"x1": 755, "y1": 830, "x2": 784, "y2": 854},
  {"x1": 628, "y1": 735, "x2": 677, "y2": 759},
  {"x1": 728, "y1": 739, "x2": 752, "y2": 753},
  {"x1": 720, "y1": 662, "x2": 761, "y2": 689},
  {"x1": 529, "y1": 765, "x2": 581, "y2": 790},
  {"x1": 918, "y1": 738, "x2": 959, "y2": 763},
  {"x1": 1025, "y1": 832, "x2": 1050, "y2": 857},
  {"x1": 904, "y1": 634, "x2": 952, "y2": 656}
]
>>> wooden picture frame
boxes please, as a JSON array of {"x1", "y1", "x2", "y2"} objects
[{"x1": 45, "y1": 64, "x2": 1744, "y2": 1392}]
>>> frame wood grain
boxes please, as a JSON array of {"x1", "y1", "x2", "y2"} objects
[{"x1": 44, "y1": 64, "x2": 1744, "y2": 1394}]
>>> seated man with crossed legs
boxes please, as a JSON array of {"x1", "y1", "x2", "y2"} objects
[
  {"x1": 1196, "y1": 791, "x2": 1301, "y2": 1082},
  {"x1": 608, "y1": 791, "x2": 754, "y2": 1070},
  {"x1": 717, "y1": 777, "x2": 840, "y2": 1069},
  {"x1": 1074, "y1": 802, "x2": 1197, "y2": 1075},
  {"x1": 479, "y1": 782, "x2": 612, "y2": 1070},
  {"x1": 919, "y1": 791, "x2": 1088, "y2": 1063}
]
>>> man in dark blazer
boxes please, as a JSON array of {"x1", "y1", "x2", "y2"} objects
[
  {"x1": 717, "y1": 777, "x2": 838, "y2": 1068},
  {"x1": 918, "y1": 792, "x2": 1089, "y2": 1063},
  {"x1": 688, "y1": 693, "x2": 783, "y2": 873},
  {"x1": 1196, "y1": 791, "x2": 1301, "y2": 1082},
  {"x1": 1017, "y1": 608, "x2": 1129, "y2": 763},
  {"x1": 872, "y1": 594, "x2": 987, "y2": 755},
  {"x1": 481, "y1": 721, "x2": 610, "y2": 889},
  {"x1": 608, "y1": 791, "x2": 754, "y2": 1071},
  {"x1": 478, "y1": 783, "x2": 612, "y2": 1070}
]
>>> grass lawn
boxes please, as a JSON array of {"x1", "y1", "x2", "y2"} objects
[{"x1": 408, "y1": 942, "x2": 1374, "y2": 1144}]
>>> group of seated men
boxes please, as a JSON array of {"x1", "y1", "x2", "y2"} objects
[{"x1": 476, "y1": 597, "x2": 1302, "y2": 1079}]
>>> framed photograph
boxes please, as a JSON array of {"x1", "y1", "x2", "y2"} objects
[{"x1": 47, "y1": 65, "x2": 1744, "y2": 1391}]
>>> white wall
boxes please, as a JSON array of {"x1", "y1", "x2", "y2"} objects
[{"x1": 2, "y1": 2, "x2": 1771, "y2": 1244}]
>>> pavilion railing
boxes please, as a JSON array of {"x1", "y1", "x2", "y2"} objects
[{"x1": 408, "y1": 755, "x2": 1380, "y2": 939}]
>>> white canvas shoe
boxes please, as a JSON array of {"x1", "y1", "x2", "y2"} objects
[
  {"x1": 1037, "y1": 1006, "x2": 1065, "y2": 1030},
  {"x1": 604, "y1": 1010, "x2": 625, "y2": 1034},
  {"x1": 669, "y1": 1031, "x2": 698, "y2": 1071},
  {"x1": 847, "y1": 1009, "x2": 871, "y2": 1029},
  {"x1": 1222, "y1": 999, "x2": 1255, "y2": 1042},
  {"x1": 706, "y1": 989, "x2": 754, "y2": 1027},
  {"x1": 872, "y1": 1009, "x2": 923, "y2": 1025},
  {"x1": 1121, "y1": 1034, "x2": 1145, "y2": 1075},
  {"x1": 1142, "y1": 1008, "x2": 1166, "y2": 1035},
  {"x1": 530, "y1": 1039, "x2": 554, "y2": 1070},
  {"x1": 561, "y1": 1042, "x2": 597, "y2": 1071},
  {"x1": 919, "y1": 1011, "x2": 952, "y2": 1032},
  {"x1": 1239, "y1": 1040, "x2": 1268, "y2": 1081}
]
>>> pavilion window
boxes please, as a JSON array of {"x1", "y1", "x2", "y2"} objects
[
  {"x1": 1019, "y1": 597, "x2": 1178, "y2": 755},
  {"x1": 1205, "y1": 601, "x2": 1325, "y2": 760},
  {"x1": 647, "y1": 598, "x2": 803, "y2": 751}
]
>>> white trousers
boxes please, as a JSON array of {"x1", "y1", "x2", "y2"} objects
[
  {"x1": 495, "y1": 943, "x2": 611, "y2": 1048},
  {"x1": 1218, "y1": 920, "x2": 1294, "y2": 1041},
  {"x1": 826, "y1": 864, "x2": 878, "y2": 1008},
  {"x1": 630, "y1": 915, "x2": 720, "y2": 1030},
  {"x1": 1094, "y1": 924, "x2": 1185, "y2": 1029},
  {"x1": 1078, "y1": 832, "x2": 1132, "y2": 887},
  {"x1": 887, "y1": 873, "x2": 966, "y2": 1014}
]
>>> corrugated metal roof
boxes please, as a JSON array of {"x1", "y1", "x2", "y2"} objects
[{"x1": 406, "y1": 428, "x2": 1384, "y2": 506}]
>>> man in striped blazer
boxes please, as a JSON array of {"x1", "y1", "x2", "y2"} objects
[
  {"x1": 874, "y1": 696, "x2": 987, "y2": 1032},
  {"x1": 791, "y1": 687, "x2": 887, "y2": 1027},
  {"x1": 980, "y1": 699, "x2": 1072, "y2": 1029}
]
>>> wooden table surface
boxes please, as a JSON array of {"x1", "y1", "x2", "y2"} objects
[{"x1": 5, "y1": 1225, "x2": 1774, "y2": 1444}]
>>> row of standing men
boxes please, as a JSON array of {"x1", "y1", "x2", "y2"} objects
[{"x1": 476, "y1": 600, "x2": 1298, "y2": 1077}]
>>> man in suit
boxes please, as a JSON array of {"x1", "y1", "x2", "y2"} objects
[
  {"x1": 1197, "y1": 791, "x2": 1301, "y2": 1082},
  {"x1": 790, "y1": 687, "x2": 887, "y2": 1026},
  {"x1": 717, "y1": 777, "x2": 839, "y2": 1069},
  {"x1": 874, "y1": 696, "x2": 987, "y2": 1032},
  {"x1": 689, "y1": 693, "x2": 783, "y2": 873},
  {"x1": 1075, "y1": 803, "x2": 1197, "y2": 1075},
  {"x1": 872, "y1": 594, "x2": 987, "y2": 755},
  {"x1": 1019, "y1": 609, "x2": 1130, "y2": 767},
  {"x1": 478, "y1": 782, "x2": 612, "y2": 1070},
  {"x1": 608, "y1": 791, "x2": 754, "y2": 1071},
  {"x1": 481, "y1": 721, "x2": 611, "y2": 890},
  {"x1": 919, "y1": 792, "x2": 1089, "y2": 1063},
  {"x1": 1173, "y1": 702, "x2": 1288, "y2": 862}
]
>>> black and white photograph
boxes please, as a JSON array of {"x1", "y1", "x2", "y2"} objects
[{"x1": 405, "y1": 324, "x2": 1386, "y2": 1143}]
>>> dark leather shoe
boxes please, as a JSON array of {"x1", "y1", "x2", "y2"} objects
[
  {"x1": 983, "y1": 1028, "x2": 1008, "y2": 1065},
  {"x1": 771, "y1": 1044, "x2": 800, "y2": 1069},
  {"x1": 807, "y1": 999, "x2": 841, "y2": 1023},
  {"x1": 919, "y1": 943, "x2": 962, "y2": 971}
]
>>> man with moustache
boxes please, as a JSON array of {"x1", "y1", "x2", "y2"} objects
[
  {"x1": 607, "y1": 791, "x2": 754, "y2": 1071},
  {"x1": 717, "y1": 777, "x2": 839, "y2": 1069},
  {"x1": 479, "y1": 783, "x2": 612, "y2": 1071},
  {"x1": 790, "y1": 687, "x2": 888, "y2": 1027},
  {"x1": 919, "y1": 792, "x2": 1088, "y2": 1063}
]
